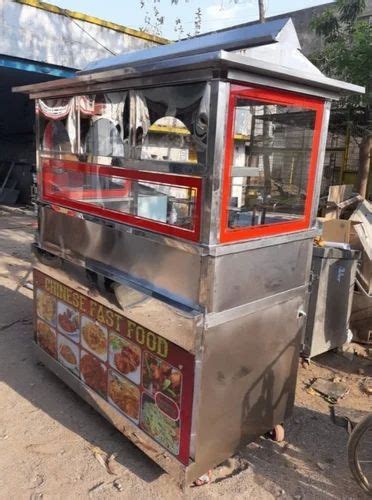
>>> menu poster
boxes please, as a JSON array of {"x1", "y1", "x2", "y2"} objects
[{"x1": 33, "y1": 269, "x2": 195, "y2": 465}]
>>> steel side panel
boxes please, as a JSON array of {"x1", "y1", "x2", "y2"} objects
[
  {"x1": 33, "y1": 260, "x2": 201, "y2": 353},
  {"x1": 193, "y1": 294, "x2": 304, "y2": 469},
  {"x1": 39, "y1": 206, "x2": 202, "y2": 308},
  {"x1": 209, "y1": 239, "x2": 312, "y2": 311}
]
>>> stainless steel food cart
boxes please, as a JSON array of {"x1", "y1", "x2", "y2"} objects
[{"x1": 14, "y1": 18, "x2": 363, "y2": 487}]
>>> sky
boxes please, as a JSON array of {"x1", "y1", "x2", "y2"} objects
[{"x1": 50, "y1": 0, "x2": 333, "y2": 39}]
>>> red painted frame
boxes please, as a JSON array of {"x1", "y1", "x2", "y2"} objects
[
  {"x1": 41, "y1": 158, "x2": 202, "y2": 242},
  {"x1": 220, "y1": 84, "x2": 325, "y2": 243}
]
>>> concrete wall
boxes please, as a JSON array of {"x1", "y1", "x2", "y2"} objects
[{"x1": 0, "y1": 0, "x2": 165, "y2": 70}]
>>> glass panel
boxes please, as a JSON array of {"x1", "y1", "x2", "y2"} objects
[
  {"x1": 38, "y1": 98, "x2": 76, "y2": 154},
  {"x1": 79, "y1": 92, "x2": 130, "y2": 164},
  {"x1": 133, "y1": 83, "x2": 209, "y2": 165},
  {"x1": 39, "y1": 84, "x2": 209, "y2": 170},
  {"x1": 228, "y1": 98, "x2": 316, "y2": 229},
  {"x1": 43, "y1": 163, "x2": 198, "y2": 231}
]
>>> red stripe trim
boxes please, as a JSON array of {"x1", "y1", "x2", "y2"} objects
[{"x1": 41, "y1": 159, "x2": 202, "y2": 242}]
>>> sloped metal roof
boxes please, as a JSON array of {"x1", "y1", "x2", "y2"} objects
[
  {"x1": 81, "y1": 18, "x2": 292, "y2": 74},
  {"x1": 13, "y1": 18, "x2": 364, "y2": 98}
]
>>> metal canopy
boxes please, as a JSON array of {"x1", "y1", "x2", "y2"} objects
[
  {"x1": 13, "y1": 18, "x2": 364, "y2": 98},
  {"x1": 81, "y1": 17, "x2": 292, "y2": 74}
]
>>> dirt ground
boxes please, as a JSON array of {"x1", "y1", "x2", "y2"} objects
[{"x1": 0, "y1": 207, "x2": 371, "y2": 500}]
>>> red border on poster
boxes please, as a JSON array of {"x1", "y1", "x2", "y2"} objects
[{"x1": 34, "y1": 269, "x2": 195, "y2": 465}]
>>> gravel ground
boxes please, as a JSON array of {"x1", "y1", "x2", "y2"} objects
[{"x1": 0, "y1": 208, "x2": 370, "y2": 499}]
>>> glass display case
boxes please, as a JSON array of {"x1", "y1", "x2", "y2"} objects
[
  {"x1": 37, "y1": 84, "x2": 208, "y2": 241},
  {"x1": 221, "y1": 85, "x2": 324, "y2": 241}
]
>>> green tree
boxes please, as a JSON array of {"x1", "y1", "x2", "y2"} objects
[{"x1": 311, "y1": 0, "x2": 372, "y2": 198}]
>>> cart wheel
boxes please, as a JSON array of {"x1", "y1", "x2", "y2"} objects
[
  {"x1": 270, "y1": 424, "x2": 285, "y2": 442},
  {"x1": 301, "y1": 357, "x2": 310, "y2": 369},
  {"x1": 37, "y1": 249, "x2": 62, "y2": 269},
  {"x1": 348, "y1": 414, "x2": 372, "y2": 494},
  {"x1": 193, "y1": 469, "x2": 212, "y2": 486}
]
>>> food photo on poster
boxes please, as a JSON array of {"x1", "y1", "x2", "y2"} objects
[
  {"x1": 57, "y1": 301, "x2": 80, "y2": 342},
  {"x1": 81, "y1": 315, "x2": 108, "y2": 362},
  {"x1": 80, "y1": 350, "x2": 107, "y2": 398},
  {"x1": 140, "y1": 393, "x2": 180, "y2": 456},
  {"x1": 57, "y1": 335, "x2": 79, "y2": 376},
  {"x1": 36, "y1": 289, "x2": 56, "y2": 326},
  {"x1": 108, "y1": 369, "x2": 140, "y2": 422},
  {"x1": 142, "y1": 351, "x2": 182, "y2": 404},
  {"x1": 36, "y1": 319, "x2": 57, "y2": 359},
  {"x1": 109, "y1": 332, "x2": 141, "y2": 385}
]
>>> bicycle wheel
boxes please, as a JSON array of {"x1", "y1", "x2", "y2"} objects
[{"x1": 348, "y1": 414, "x2": 372, "y2": 495}]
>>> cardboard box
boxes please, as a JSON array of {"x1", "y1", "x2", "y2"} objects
[{"x1": 317, "y1": 218, "x2": 362, "y2": 245}]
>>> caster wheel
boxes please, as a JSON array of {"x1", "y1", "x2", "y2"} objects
[
  {"x1": 193, "y1": 469, "x2": 212, "y2": 486},
  {"x1": 270, "y1": 424, "x2": 285, "y2": 442},
  {"x1": 37, "y1": 250, "x2": 62, "y2": 269},
  {"x1": 301, "y1": 357, "x2": 310, "y2": 369}
]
